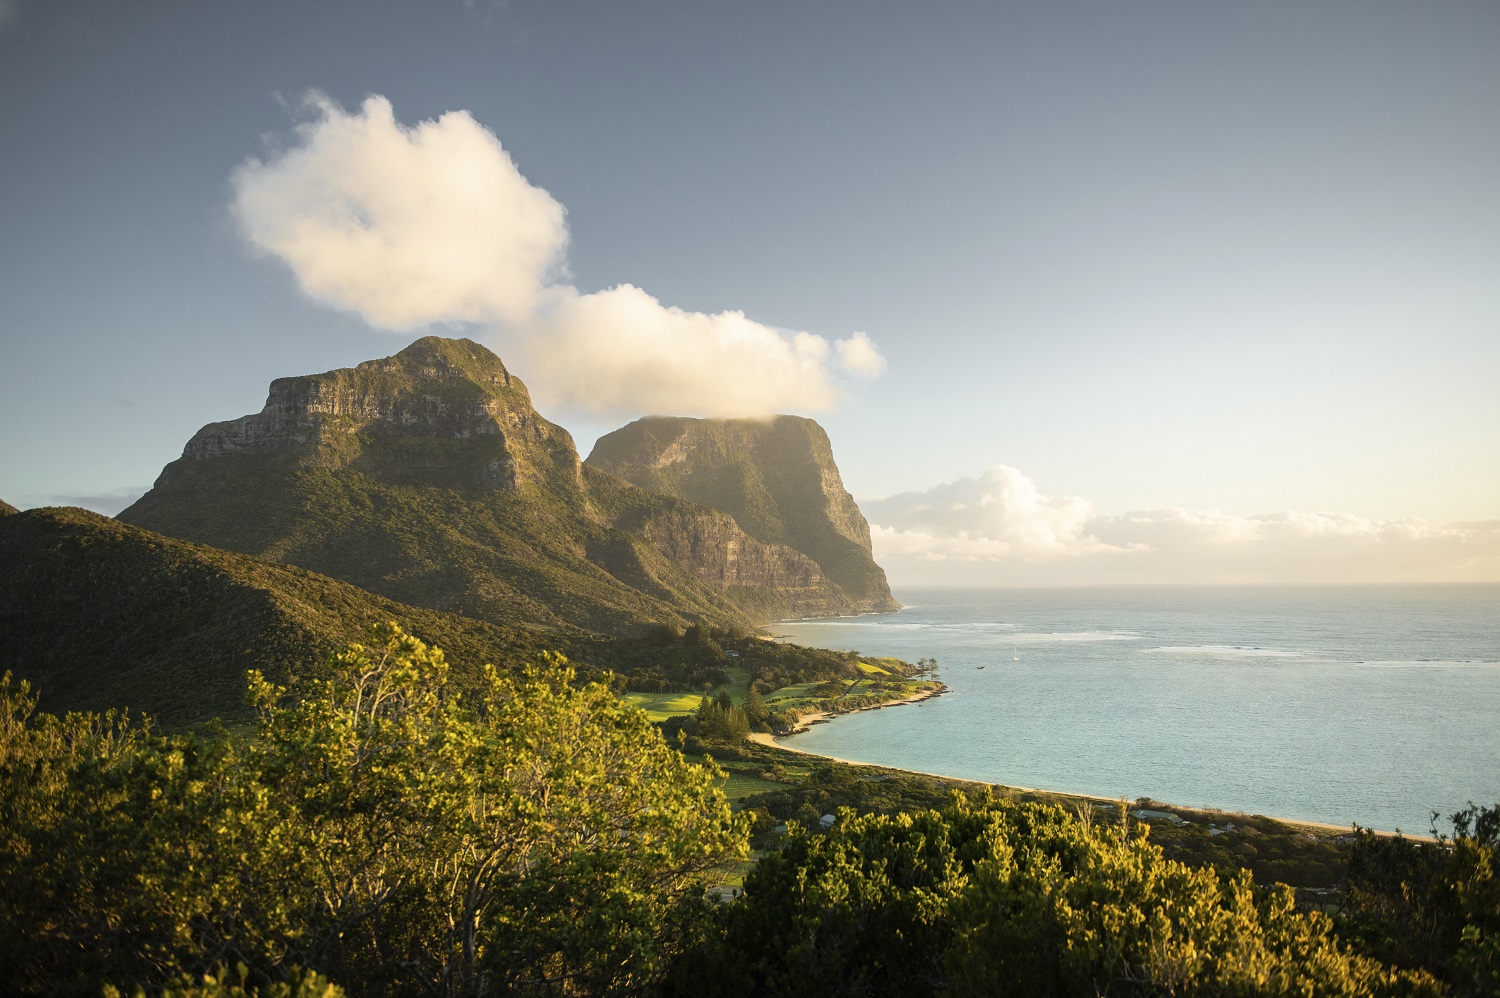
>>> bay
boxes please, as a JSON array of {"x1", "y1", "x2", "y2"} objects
[{"x1": 774, "y1": 585, "x2": 1500, "y2": 834}]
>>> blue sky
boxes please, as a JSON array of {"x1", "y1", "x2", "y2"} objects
[{"x1": 2, "y1": 1, "x2": 1496, "y2": 582}]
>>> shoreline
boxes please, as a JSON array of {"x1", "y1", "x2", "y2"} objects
[
  {"x1": 749, "y1": 703, "x2": 1428, "y2": 841},
  {"x1": 764, "y1": 684, "x2": 947, "y2": 736}
]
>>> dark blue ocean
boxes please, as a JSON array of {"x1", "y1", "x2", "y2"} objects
[{"x1": 774, "y1": 585, "x2": 1500, "y2": 834}]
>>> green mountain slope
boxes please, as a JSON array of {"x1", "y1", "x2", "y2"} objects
[
  {"x1": 586, "y1": 416, "x2": 899, "y2": 613},
  {"x1": 0, "y1": 507, "x2": 563, "y2": 726},
  {"x1": 119, "y1": 337, "x2": 856, "y2": 632}
]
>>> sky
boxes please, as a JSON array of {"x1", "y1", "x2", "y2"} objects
[{"x1": 1, "y1": 0, "x2": 1497, "y2": 584}]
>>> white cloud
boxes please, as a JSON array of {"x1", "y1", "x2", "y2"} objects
[
  {"x1": 518, "y1": 284, "x2": 876, "y2": 416},
  {"x1": 232, "y1": 94, "x2": 567, "y2": 328},
  {"x1": 866, "y1": 466, "x2": 1500, "y2": 584},
  {"x1": 231, "y1": 94, "x2": 884, "y2": 418},
  {"x1": 835, "y1": 332, "x2": 887, "y2": 378},
  {"x1": 864, "y1": 466, "x2": 1123, "y2": 561}
]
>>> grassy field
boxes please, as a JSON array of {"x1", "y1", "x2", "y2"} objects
[
  {"x1": 719, "y1": 768, "x2": 786, "y2": 799},
  {"x1": 620, "y1": 691, "x2": 708, "y2": 721}
]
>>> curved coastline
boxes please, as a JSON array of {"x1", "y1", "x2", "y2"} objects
[
  {"x1": 750, "y1": 703, "x2": 1427, "y2": 841},
  {"x1": 764, "y1": 595, "x2": 1485, "y2": 841}
]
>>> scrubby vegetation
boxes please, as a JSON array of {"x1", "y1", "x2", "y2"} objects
[
  {"x1": 0, "y1": 626, "x2": 744, "y2": 996},
  {"x1": 594, "y1": 621, "x2": 889, "y2": 696},
  {"x1": 674, "y1": 798, "x2": 1445, "y2": 997},
  {"x1": 1340, "y1": 805, "x2": 1500, "y2": 994}
]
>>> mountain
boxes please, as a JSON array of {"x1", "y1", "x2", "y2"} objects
[
  {"x1": 586, "y1": 416, "x2": 899, "y2": 614},
  {"x1": 0, "y1": 499, "x2": 17, "y2": 516},
  {"x1": 118, "y1": 337, "x2": 862, "y2": 632},
  {"x1": 0, "y1": 507, "x2": 559, "y2": 726}
]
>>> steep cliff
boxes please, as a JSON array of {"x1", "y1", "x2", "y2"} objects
[
  {"x1": 586, "y1": 415, "x2": 899, "y2": 613},
  {"x1": 120, "y1": 337, "x2": 857, "y2": 632}
]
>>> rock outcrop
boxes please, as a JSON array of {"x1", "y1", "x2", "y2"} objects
[
  {"x1": 587, "y1": 415, "x2": 899, "y2": 613},
  {"x1": 177, "y1": 337, "x2": 581, "y2": 490},
  {"x1": 120, "y1": 337, "x2": 866, "y2": 632}
]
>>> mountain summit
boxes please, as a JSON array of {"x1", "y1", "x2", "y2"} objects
[
  {"x1": 120, "y1": 338, "x2": 882, "y2": 632},
  {"x1": 586, "y1": 415, "x2": 899, "y2": 614}
]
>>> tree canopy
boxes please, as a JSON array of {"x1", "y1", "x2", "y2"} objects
[
  {"x1": 679, "y1": 798, "x2": 1444, "y2": 997},
  {"x1": 0, "y1": 625, "x2": 746, "y2": 996}
]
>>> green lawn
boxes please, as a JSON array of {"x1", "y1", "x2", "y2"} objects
[
  {"x1": 765, "y1": 681, "x2": 821, "y2": 701},
  {"x1": 855, "y1": 660, "x2": 890, "y2": 675},
  {"x1": 720, "y1": 769, "x2": 785, "y2": 799},
  {"x1": 621, "y1": 691, "x2": 706, "y2": 721},
  {"x1": 622, "y1": 666, "x2": 756, "y2": 720}
]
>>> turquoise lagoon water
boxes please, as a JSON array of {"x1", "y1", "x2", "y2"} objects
[{"x1": 774, "y1": 585, "x2": 1500, "y2": 834}]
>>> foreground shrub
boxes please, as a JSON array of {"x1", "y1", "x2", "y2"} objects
[
  {"x1": 1341, "y1": 804, "x2": 1500, "y2": 996},
  {"x1": 0, "y1": 625, "x2": 746, "y2": 996},
  {"x1": 681, "y1": 798, "x2": 1441, "y2": 997}
]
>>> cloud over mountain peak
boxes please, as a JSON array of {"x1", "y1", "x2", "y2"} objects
[{"x1": 231, "y1": 93, "x2": 883, "y2": 419}]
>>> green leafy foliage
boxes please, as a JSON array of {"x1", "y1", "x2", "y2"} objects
[
  {"x1": 603, "y1": 629, "x2": 872, "y2": 698},
  {"x1": 103, "y1": 966, "x2": 343, "y2": 998},
  {"x1": 1340, "y1": 804, "x2": 1500, "y2": 995},
  {"x1": 1128, "y1": 803, "x2": 1352, "y2": 889},
  {"x1": 680, "y1": 797, "x2": 1442, "y2": 997},
  {"x1": 691, "y1": 694, "x2": 750, "y2": 742},
  {"x1": 0, "y1": 626, "x2": 746, "y2": 996}
]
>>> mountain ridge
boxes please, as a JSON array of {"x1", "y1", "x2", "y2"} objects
[
  {"x1": 119, "y1": 338, "x2": 880, "y2": 632},
  {"x1": 586, "y1": 415, "x2": 899, "y2": 614}
]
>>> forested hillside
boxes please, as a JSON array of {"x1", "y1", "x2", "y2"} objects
[{"x1": 0, "y1": 507, "x2": 555, "y2": 725}]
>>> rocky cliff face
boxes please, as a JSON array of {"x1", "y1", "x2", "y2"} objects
[
  {"x1": 120, "y1": 337, "x2": 865, "y2": 632},
  {"x1": 637, "y1": 508, "x2": 825, "y2": 589},
  {"x1": 586, "y1": 415, "x2": 899, "y2": 613},
  {"x1": 177, "y1": 337, "x2": 581, "y2": 490}
]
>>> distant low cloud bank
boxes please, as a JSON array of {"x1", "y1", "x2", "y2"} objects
[
  {"x1": 866, "y1": 467, "x2": 1500, "y2": 584},
  {"x1": 231, "y1": 94, "x2": 883, "y2": 417}
]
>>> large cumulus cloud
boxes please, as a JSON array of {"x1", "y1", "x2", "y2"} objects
[{"x1": 231, "y1": 94, "x2": 884, "y2": 418}]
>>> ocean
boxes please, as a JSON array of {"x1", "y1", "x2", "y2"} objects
[{"x1": 773, "y1": 585, "x2": 1500, "y2": 834}]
